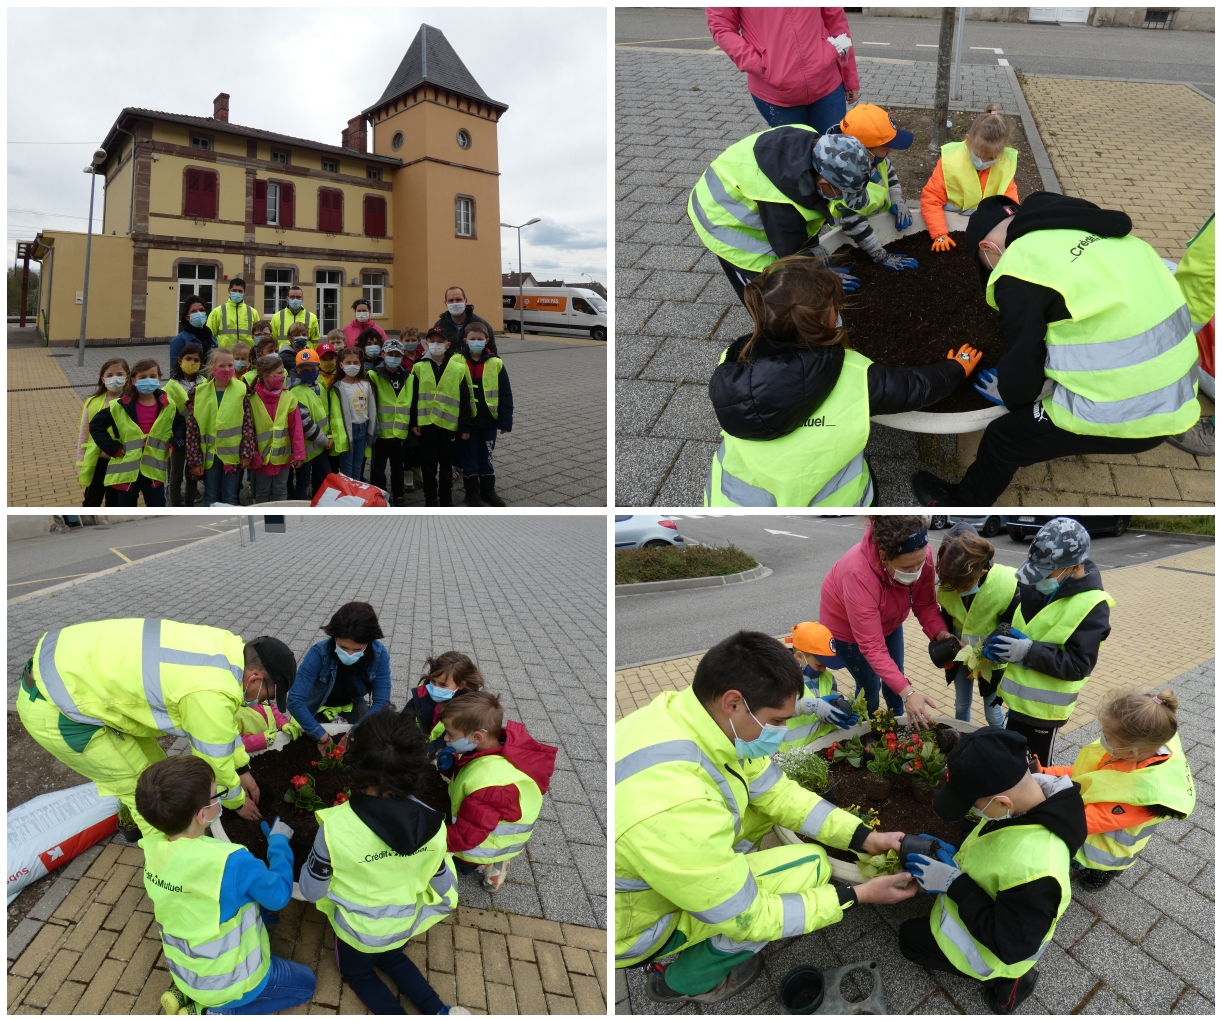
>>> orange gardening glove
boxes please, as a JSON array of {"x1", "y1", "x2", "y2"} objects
[
  {"x1": 948, "y1": 343, "x2": 983, "y2": 376},
  {"x1": 931, "y1": 235, "x2": 957, "y2": 252}
]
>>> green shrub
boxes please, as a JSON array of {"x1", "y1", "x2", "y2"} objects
[
  {"x1": 1129, "y1": 516, "x2": 1214, "y2": 536},
  {"x1": 776, "y1": 747, "x2": 831, "y2": 794},
  {"x1": 615, "y1": 544, "x2": 757, "y2": 584}
]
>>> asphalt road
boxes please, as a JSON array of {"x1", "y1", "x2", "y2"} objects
[
  {"x1": 615, "y1": 515, "x2": 1213, "y2": 666},
  {"x1": 615, "y1": 10, "x2": 1214, "y2": 92}
]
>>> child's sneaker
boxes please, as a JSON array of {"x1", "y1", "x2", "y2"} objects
[
  {"x1": 480, "y1": 860, "x2": 510, "y2": 893},
  {"x1": 439, "y1": 1008, "x2": 472, "y2": 1015},
  {"x1": 161, "y1": 988, "x2": 205, "y2": 1015}
]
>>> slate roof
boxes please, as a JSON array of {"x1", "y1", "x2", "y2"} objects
[{"x1": 365, "y1": 23, "x2": 508, "y2": 115}]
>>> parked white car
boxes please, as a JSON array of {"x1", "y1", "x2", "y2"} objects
[{"x1": 614, "y1": 514, "x2": 686, "y2": 550}]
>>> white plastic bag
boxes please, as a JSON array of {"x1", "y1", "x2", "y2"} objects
[{"x1": 8, "y1": 782, "x2": 119, "y2": 904}]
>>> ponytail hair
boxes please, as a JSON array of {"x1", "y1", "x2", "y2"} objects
[
  {"x1": 965, "y1": 103, "x2": 1013, "y2": 159},
  {"x1": 1099, "y1": 688, "x2": 1179, "y2": 750},
  {"x1": 739, "y1": 254, "x2": 847, "y2": 362},
  {"x1": 937, "y1": 529, "x2": 995, "y2": 590}
]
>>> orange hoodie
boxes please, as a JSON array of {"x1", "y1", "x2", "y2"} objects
[
  {"x1": 920, "y1": 159, "x2": 1020, "y2": 241},
  {"x1": 1042, "y1": 749, "x2": 1170, "y2": 834}
]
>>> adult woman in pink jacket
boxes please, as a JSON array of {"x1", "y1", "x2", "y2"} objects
[
  {"x1": 707, "y1": 7, "x2": 861, "y2": 133},
  {"x1": 819, "y1": 516, "x2": 948, "y2": 726}
]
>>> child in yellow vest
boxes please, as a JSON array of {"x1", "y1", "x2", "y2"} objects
[
  {"x1": 282, "y1": 319, "x2": 312, "y2": 355},
  {"x1": 439, "y1": 691, "x2": 557, "y2": 892},
  {"x1": 78, "y1": 357, "x2": 129, "y2": 506},
  {"x1": 135, "y1": 755, "x2": 315, "y2": 1015},
  {"x1": 166, "y1": 343, "x2": 204, "y2": 507},
  {"x1": 248, "y1": 354, "x2": 304, "y2": 503},
  {"x1": 186, "y1": 348, "x2": 256, "y2": 507},
  {"x1": 297, "y1": 708, "x2": 469, "y2": 1015},
  {"x1": 230, "y1": 341, "x2": 252, "y2": 381},
  {"x1": 921, "y1": 103, "x2": 1020, "y2": 252},
  {"x1": 1041, "y1": 688, "x2": 1196, "y2": 890}
]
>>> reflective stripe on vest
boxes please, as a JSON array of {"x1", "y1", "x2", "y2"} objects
[
  {"x1": 478, "y1": 358, "x2": 502, "y2": 419},
  {"x1": 936, "y1": 900, "x2": 1051, "y2": 979},
  {"x1": 449, "y1": 754, "x2": 543, "y2": 863},
  {"x1": 291, "y1": 383, "x2": 332, "y2": 459},
  {"x1": 105, "y1": 398, "x2": 175, "y2": 484},
  {"x1": 413, "y1": 357, "x2": 472, "y2": 430},
  {"x1": 987, "y1": 230, "x2": 1199, "y2": 438},
  {"x1": 616, "y1": 739, "x2": 742, "y2": 838},
  {"x1": 615, "y1": 912, "x2": 676, "y2": 962},
  {"x1": 706, "y1": 349, "x2": 873, "y2": 507},
  {"x1": 76, "y1": 393, "x2": 118, "y2": 487},
  {"x1": 371, "y1": 372, "x2": 413, "y2": 440},
  {"x1": 193, "y1": 379, "x2": 247, "y2": 468},
  {"x1": 998, "y1": 589, "x2": 1114, "y2": 721},
  {"x1": 161, "y1": 904, "x2": 267, "y2": 991},
  {"x1": 940, "y1": 141, "x2": 1017, "y2": 213},
  {"x1": 275, "y1": 308, "x2": 317, "y2": 341},
  {"x1": 249, "y1": 390, "x2": 298, "y2": 465},
  {"x1": 1174, "y1": 216, "x2": 1214, "y2": 331},
  {"x1": 781, "y1": 670, "x2": 836, "y2": 752},
  {"x1": 937, "y1": 564, "x2": 1018, "y2": 646}
]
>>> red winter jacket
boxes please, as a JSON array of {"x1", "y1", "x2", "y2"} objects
[
  {"x1": 706, "y1": 7, "x2": 860, "y2": 108},
  {"x1": 446, "y1": 720, "x2": 558, "y2": 855}
]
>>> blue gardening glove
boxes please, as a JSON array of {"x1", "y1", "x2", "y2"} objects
[
  {"x1": 799, "y1": 695, "x2": 858, "y2": 728},
  {"x1": 436, "y1": 749, "x2": 455, "y2": 771},
  {"x1": 876, "y1": 252, "x2": 919, "y2": 271},
  {"x1": 260, "y1": 817, "x2": 294, "y2": 842},
  {"x1": 983, "y1": 627, "x2": 1031, "y2": 664},
  {"x1": 906, "y1": 852, "x2": 962, "y2": 894},
  {"x1": 920, "y1": 834, "x2": 959, "y2": 863},
  {"x1": 972, "y1": 368, "x2": 1004, "y2": 406},
  {"x1": 891, "y1": 200, "x2": 913, "y2": 230},
  {"x1": 829, "y1": 266, "x2": 861, "y2": 293}
]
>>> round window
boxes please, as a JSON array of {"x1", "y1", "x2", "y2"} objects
[
  {"x1": 391, "y1": 131, "x2": 404, "y2": 151},
  {"x1": 456, "y1": 129, "x2": 471, "y2": 150}
]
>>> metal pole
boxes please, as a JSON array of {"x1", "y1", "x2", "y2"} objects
[
  {"x1": 950, "y1": 6, "x2": 966, "y2": 103},
  {"x1": 77, "y1": 168, "x2": 97, "y2": 367},
  {"x1": 517, "y1": 227, "x2": 524, "y2": 341}
]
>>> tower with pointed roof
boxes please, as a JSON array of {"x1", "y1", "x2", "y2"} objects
[{"x1": 364, "y1": 24, "x2": 508, "y2": 332}]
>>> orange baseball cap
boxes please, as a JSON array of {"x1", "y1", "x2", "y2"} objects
[
  {"x1": 295, "y1": 348, "x2": 320, "y2": 367},
  {"x1": 790, "y1": 622, "x2": 846, "y2": 668},
  {"x1": 839, "y1": 103, "x2": 914, "y2": 150}
]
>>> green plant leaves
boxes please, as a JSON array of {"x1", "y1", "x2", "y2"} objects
[
  {"x1": 856, "y1": 849, "x2": 901, "y2": 878},
  {"x1": 954, "y1": 641, "x2": 995, "y2": 681}
]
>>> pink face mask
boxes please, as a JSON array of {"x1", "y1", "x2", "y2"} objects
[
  {"x1": 213, "y1": 367, "x2": 235, "y2": 384},
  {"x1": 265, "y1": 375, "x2": 285, "y2": 392}
]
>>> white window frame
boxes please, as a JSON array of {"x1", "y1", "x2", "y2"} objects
[
  {"x1": 263, "y1": 267, "x2": 294, "y2": 315},
  {"x1": 366, "y1": 166, "x2": 381, "y2": 181},
  {"x1": 455, "y1": 196, "x2": 473, "y2": 237},
  {"x1": 190, "y1": 135, "x2": 212, "y2": 151},
  {"x1": 270, "y1": 149, "x2": 289, "y2": 165},
  {"x1": 322, "y1": 158, "x2": 338, "y2": 173},
  {"x1": 178, "y1": 263, "x2": 217, "y2": 311},
  {"x1": 361, "y1": 272, "x2": 385, "y2": 316},
  {"x1": 266, "y1": 181, "x2": 281, "y2": 226}
]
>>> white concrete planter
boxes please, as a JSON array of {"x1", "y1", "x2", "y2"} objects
[
  {"x1": 772, "y1": 715, "x2": 981, "y2": 883},
  {"x1": 822, "y1": 209, "x2": 1007, "y2": 435}
]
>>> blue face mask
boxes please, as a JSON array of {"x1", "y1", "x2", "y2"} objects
[
  {"x1": 960, "y1": 584, "x2": 980, "y2": 597},
  {"x1": 365, "y1": 345, "x2": 381, "y2": 357},
  {"x1": 1035, "y1": 572, "x2": 1066, "y2": 595},
  {"x1": 334, "y1": 644, "x2": 366, "y2": 666},
  {"x1": 447, "y1": 733, "x2": 480, "y2": 755},
  {"x1": 836, "y1": 314, "x2": 843, "y2": 329},
  {"x1": 801, "y1": 663, "x2": 821, "y2": 682},
  {"x1": 292, "y1": 338, "x2": 308, "y2": 350},
  {"x1": 970, "y1": 152, "x2": 996, "y2": 171},
  {"x1": 230, "y1": 291, "x2": 244, "y2": 304},
  {"x1": 133, "y1": 378, "x2": 160, "y2": 394},
  {"x1": 287, "y1": 299, "x2": 303, "y2": 311},
  {"x1": 467, "y1": 339, "x2": 486, "y2": 356},
  {"x1": 296, "y1": 369, "x2": 318, "y2": 387},
  {"x1": 382, "y1": 355, "x2": 403, "y2": 369},
  {"x1": 730, "y1": 700, "x2": 788, "y2": 759},
  {"x1": 189, "y1": 311, "x2": 208, "y2": 328},
  {"x1": 426, "y1": 683, "x2": 455, "y2": 703}
]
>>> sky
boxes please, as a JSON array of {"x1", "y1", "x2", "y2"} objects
[{"x1": 7, "y1": 6, "x2": 608, "y2": 284}]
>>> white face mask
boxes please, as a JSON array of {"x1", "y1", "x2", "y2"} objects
[
  {"x1": 891, "y1": 563, "x2": 923, "y2": 585},
  {"x1": 428, "y1": 342, "x2": 447, "y2": 356},
  {"x1": 342, "y1": 363, "x2": 361, "y2": 377},
  {"x1": 969, "y1": 796, "x2": 1012, "y2": 821},
  {"x1": 355, "y1": 311, "x2": 370, "y2": 322},
  {"x1": 447, "y1": 301, "x2": 466, "y2": 317},
  {"x1": 970, "y1": 151, "x2": 996, "y2": 170},
  {"x1": 103, "y1": 375, "x2": 126, "y2": 392}
]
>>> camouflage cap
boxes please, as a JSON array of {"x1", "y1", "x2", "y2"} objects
[
  {"x1": 1016, "y1": 517, "x2": 1091, "y2": 584},
  {"x1": 811, "y1": 133, "x2": 873, "y2": 212}
]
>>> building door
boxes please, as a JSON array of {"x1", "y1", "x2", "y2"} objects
[
  {"x1": 1029, "y1": 8, "x2": 1090, "y2": 23},
  {"x1": 316, "y1": 270, "x2": 342, "y2": 333},
  {"x1": 178, "y1": 263, "x2": 217, "y2": 312}
]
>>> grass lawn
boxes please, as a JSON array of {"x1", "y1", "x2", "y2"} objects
[
  {"x1": 616, "y1": 543, "x2": 758, "y2": 585},
  {"x1": 1129, "y1": 515, "x2": 1214, "y2": 536}
]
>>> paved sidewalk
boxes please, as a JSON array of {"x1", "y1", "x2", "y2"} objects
[
  {"x1": 7, "y1": 516, "x2": 607, "y2": 1013},
  {"x1": 8, "y1": 337, "x2": 606, "y2": 507}
]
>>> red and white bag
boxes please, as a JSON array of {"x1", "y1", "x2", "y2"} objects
[
  {"x1": 8, "y1": 783, "x2": 119, "y2": 904},
  {"x1": 310, "y1": 473, "x2": 388, "y2": 507}
]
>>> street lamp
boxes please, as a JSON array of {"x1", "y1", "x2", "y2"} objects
[
  {"x1": 78, "y1": 147, "x2": 107, "y2": 367},
  {"x1": 500, "y1": 217, "x2": 541, "y2": 340}
]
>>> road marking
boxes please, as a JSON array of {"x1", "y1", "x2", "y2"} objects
[
  {"x1": 109, "y1": 547, "x2": 132, "y2": 563},
  {"x1": 618, "y1": 36, "x2": 714, "y2": 45},
  {"x1": 972, "y1": 46, "x2": 1005, "y2": 53},
  {"x1": 998, "y1": 57, "x2": 1010, "y2": 66},
  {"x1": 7, "y1": 573, "x2": 91, "y2": 587},
  {"x1": 915, "y1": 43, "x2": 938, "y2": 47},
  {"x1": 764, "y1": 529, "x2": 809, "y2": 539},
  {"x1": 861, "y1": 41, "x2": 891, "y2": 45}
]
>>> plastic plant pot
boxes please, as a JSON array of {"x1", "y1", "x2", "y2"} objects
[
  {"x1": 779, "y1": 965, "x2": 825, "y2": 1014},
  {"x1": 862, "y1": 773, "x2": 893, "y2": 801},
  {"x1": 821, "y1": 209, "x2": 1007, "y2": 436}
]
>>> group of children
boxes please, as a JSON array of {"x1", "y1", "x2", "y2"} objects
[
  {"x1": 77, "y1": 302, "x2": 514, "y2": 508},
  {"x1": 135, "y1": 622, "x2": 556, "y2": 1016}
]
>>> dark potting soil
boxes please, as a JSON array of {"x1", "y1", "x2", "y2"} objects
[
  {"x1": 835, "y1": 231, "x2": 1004, "y2": 413},
  {"x1": 220, "y1": 736, "x2": 451, "y2": 880}
]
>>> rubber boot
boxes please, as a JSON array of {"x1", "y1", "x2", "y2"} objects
[
  {"x1": 983, "y1": 968, "x2": 1038, "y2": 1014},
  {"x1": 480, "y1": 475, "x2": 507, "y2": 507},
  {"x1": 646, "y1": 956, "x2": 764, "y2": 1005},
  {"x1": 464, "y1": 477, "x2": 486, "y2": 506},
  {"x1": 1078, "y1": 868, "x2": 1113, "y2": 889}
]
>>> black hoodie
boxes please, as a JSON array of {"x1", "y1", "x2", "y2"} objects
[
  {"x1": 349, "y1": 791, "x2": 447, "y2": 854},
  {"x1": 710, "y1": 331, "x2": 967, "y2": 441},
  {"x1": 990, "y1": 193, "x2": 1134, "y2": 409},
  {"x1": 946, "y1": 777, "x2": 1087, "y2": 965},
  {"x1": 751, "y1": 127, "x2": 836, "y2": 259}
]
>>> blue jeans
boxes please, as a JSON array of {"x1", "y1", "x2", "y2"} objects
[
  {"x1": 458, "y1": 426, "x2": 497, "y2": 477},
  {"x1": 109, "y1": 475, "x2": 166, "y2": 507},
  {"x1": 752, "y1": 83, "x2": 847, "y2": 134},
  {"x1": 337, "y1": 421, "x2": 368, "y2": 480},
  {"x1": 202, "y1": 460, "x2": 240, "y2": 506},
  {"x1": 208, "y1": 955, "x2": 316, "y2": 1014},
  {"x1": 836, "y1": 625, "x2": 907, "y2": 716},
  {"x1": 952, "y1": 664, "x2": 1005, "y2": 727}
]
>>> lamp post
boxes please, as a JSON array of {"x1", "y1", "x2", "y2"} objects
[
  {"x1": 78, "y1": 148, "x2": 108, "y2": 366},
  {"x1": 500, "y1": 217, "x2": 540, "y2": 340}
]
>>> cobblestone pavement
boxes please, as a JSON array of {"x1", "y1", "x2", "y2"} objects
[
  {"x1": 615, "y1": 47, "x2": 1213, "y2": 507},
  {"x1": 615, "y1": 550, "x2": 1214, "y2": 1013},
  {"x1": 7, "y1": 515, "x2": 607, "y2": 1013},
  {"x1": 9, "y1": 336, "x2": 606, "y2": 507}
]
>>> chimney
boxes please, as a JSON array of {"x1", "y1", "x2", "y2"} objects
[
  {"x1": 341, "y1": 115, "x2": 367, "y2": 153},
  {"x1": 213, "y1": 93, "x2": 230, "y2": 122}
]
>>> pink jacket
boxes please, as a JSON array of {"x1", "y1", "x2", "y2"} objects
[
  {"x1": 819, "y1": 524, "x2": 944, "y2": 696},
  {"x1": 342, "y1": 320, "x2": 387, "y2": 348},
  {"x1": 707, "y1": 7, "x2": 859, "y2": 107},
  {"x1": 250, "y1": 382, "x2": 305, "y2": 474}
]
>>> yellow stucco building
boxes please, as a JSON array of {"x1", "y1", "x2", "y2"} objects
[{"x1": 33, "y1": 25, "x2": 506, "y2": 345}]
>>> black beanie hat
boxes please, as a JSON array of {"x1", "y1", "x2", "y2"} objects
[
  {"x1": 966, "y1": 196, "x2": 1022, "y2": 292},
  {"x1": 247, "y1": 636, "x2": 298, "y2": 712}
]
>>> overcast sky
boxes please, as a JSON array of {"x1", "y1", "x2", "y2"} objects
[{"x1": 7, "y1": 6, "x2": 607, "y2": 284}]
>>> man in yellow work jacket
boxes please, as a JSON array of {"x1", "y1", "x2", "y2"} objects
[
  {"x1": 270, "y1": 285, "x2": 321, "y2": 347},
  {"x1": 914, "y1": 193, "x2": 1200, "y2": 507},
  {"x1": 16, "y1": 620, "x2": 297, "y2": 839},
  {"x1": 206, "y1": 278, "x2": 261, "y2": 349},
  {"x1": 900, "y1": 727, "x2": 1086, "y2": 1014},
  {"x1": 616, "y1": 630, "x2": 916, "y2": 1006}
]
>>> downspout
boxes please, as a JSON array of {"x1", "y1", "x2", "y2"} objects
[
  {"x1": 39, "y1": 246, "x2": 54, "y2": 346},
  {"x1": 112, "y1": 121, "x2": 137, "y2": 236}
]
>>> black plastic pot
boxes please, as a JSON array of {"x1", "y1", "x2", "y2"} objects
[
  {"x1": 817, "y1": 778, "x2": 838, "y2": 805},
  {"x1": 779, "y1": 965, "x2": 825, "y2": 1014}
]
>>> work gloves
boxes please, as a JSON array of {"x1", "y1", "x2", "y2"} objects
[
  {"x1": 905, "y1": 840, "x2": 962, "y2": 894},
  {"x1": 947, "y1": 344, "x2": 983, "y2": 377},
  {"x1": 931, "y1": 234, "x2": 957, "y2": 253},
  {"x1": 984, "y1": 627, "x2": 1031, "y2": 664},
  {"x1": 261, "y1": 817, "x2": 294, "y2": 841},
  {"x1": 891, "y1": 200, "x2": 913, "y2": 231},
  {"x1": 875, "y1": 251, "x2": 919, "y2": 271},
  {"x1": 436, "y1": 749, "x2": 456, "y2": 772},
  {"x1": 972, "y1": 368, "x2": 1004, "y2": 405},
  {"x1": 830, "y1": 267, "x2": 861, "y2": 293},
  {"x1": 800, "y1": 694, "x2": 859, "y2": 728}
]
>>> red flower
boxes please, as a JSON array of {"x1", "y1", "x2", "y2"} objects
[
  {"x1": 914, "y1": 760, "x2": 923, "y2": 769},
  {"x1": 310, "y1": 761, "x2": 318, "y2": 767},
  {"x1": 332, "y1": 792, "x2": 349, "y2": 806},
  {"x1": 290, "y1": 775, "x2": 310, "y2": 789}
]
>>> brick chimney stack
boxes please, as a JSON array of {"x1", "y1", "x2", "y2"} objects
[
  {"x1": 213, "y1": 93, "x2": 230, "y2": 122},
  {"x1": 341, "y1": 115, "x2": 367, "y2": 153}
]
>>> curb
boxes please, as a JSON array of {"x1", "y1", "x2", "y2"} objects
[
  {"x1": 1004, "y1": 66, "x2": 1062, "y2": 195},
  {"x1": 615, "y1": 563, "x2": 771, "y2": 596}
]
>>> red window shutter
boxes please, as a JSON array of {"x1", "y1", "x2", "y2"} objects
[
  {"x1": 253, "y1": 180, "x2": 267, "y2": 225},
  {"x1": 317, "y1": 188, "x2": 328, "y2": 231},
  {"x1": 280, "y1": 181, "x2": 294, "y2": 229},
  {"x1": 201, "y1": 171, "x2": 217, "y2": 219},
  {"x1": 185, "y1": 168, "x2": 200, "y2": 216},
  {"x1": 332, "y1": 190, "x2": 343, "y2": 233},
  {"x1": 364, "y1": 196, "x2": 386, "y2": 237},
  {"x1": 319, "y1": 188, "x2": 342, "y2": 232}
]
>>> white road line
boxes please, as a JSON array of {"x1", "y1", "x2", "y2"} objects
[
  {"x1": 915, "y1": 43, "x2": 938, "y2": 47},
  {"x1": 998, "y1": 57, "x2": 1010, "y2": 66},
  {"x1": 764, "y1": 529, "x2": 809, "y2": 539},
  {"x1": 860, "y1": 41, "x2": 891, "y2": 45},
  {"x1": 971, "y1": 46, "x2": 1005, "y2": 54}
]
